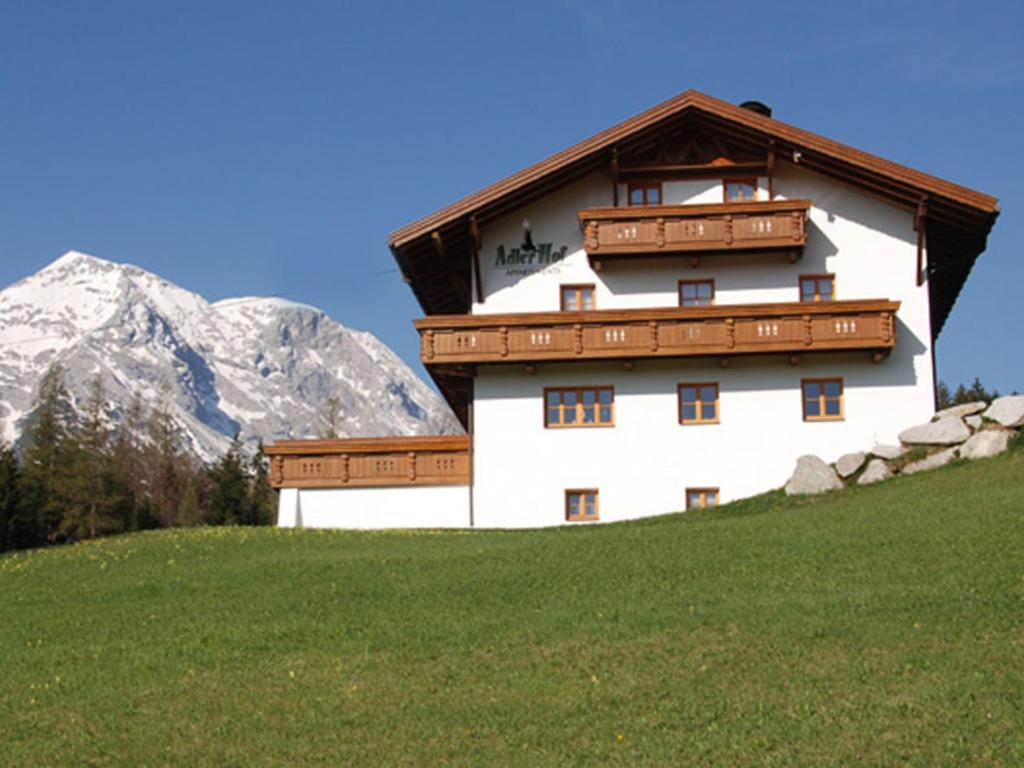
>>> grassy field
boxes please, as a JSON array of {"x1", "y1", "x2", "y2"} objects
[{"x1": 2, "y1": 444, "x2": 1023, "y2": 767}]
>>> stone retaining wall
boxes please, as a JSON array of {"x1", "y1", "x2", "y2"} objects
[{"x1": 785, "y1": 396, "x2": 1024, "y2": 495}]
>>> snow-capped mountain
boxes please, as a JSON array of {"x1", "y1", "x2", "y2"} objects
[{"x1": 0, "y1": 251, "x2": 461, "y2": 460}]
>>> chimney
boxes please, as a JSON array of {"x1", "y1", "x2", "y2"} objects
[{"x1": 739, "y1": 100, "x2": 772, "y2": 118}]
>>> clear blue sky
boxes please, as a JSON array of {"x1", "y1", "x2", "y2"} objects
[{"x1": 1, "y1": 1, "x2": 1021, "y2": 393}]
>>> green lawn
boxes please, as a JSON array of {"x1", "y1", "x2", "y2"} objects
[{"x1": 2, "y1": 445, "x2": 1023, "y2": 767}]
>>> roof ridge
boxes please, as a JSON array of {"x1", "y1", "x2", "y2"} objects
[{"x1": 389, "y1": 88, "x2": 997, "y2": 249}]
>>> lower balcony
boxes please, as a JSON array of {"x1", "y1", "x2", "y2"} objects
[
  {"x1": 266, "y1": 436, "x2": 469, "y2": 489},
  {"x1": 415, "y1": 300, "x2": 899, "y2": 367}
]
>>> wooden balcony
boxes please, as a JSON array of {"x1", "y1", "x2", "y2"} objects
[
  {"x1": 265, "y1": 436, "x2": 469, "y2": 489},
  {"x1": 577, "y1": 200, "x2": 811, "y2": 267},
  {"x1": 415, "y1": 300, "x2": 899, "y2": 367}
]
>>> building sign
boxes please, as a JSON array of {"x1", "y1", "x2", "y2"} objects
[{"x1": 493, "y1": 219, "x2": 567, "y2": 276}]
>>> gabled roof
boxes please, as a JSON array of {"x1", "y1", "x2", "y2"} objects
[{"x1": 389, "y1": 89, "x2": 998, "y2": 338}]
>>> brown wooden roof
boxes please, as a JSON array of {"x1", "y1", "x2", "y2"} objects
[{"x1": 389, "y1": 88, "x2": 999, "y2": 340}]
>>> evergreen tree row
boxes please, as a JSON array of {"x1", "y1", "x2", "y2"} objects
[
  {"x1": 0, "y1": 364, "x2": 274, "y2": 553},
  {"x1": 935, "y1": 377, "x2": 1014, "y2": 411}
]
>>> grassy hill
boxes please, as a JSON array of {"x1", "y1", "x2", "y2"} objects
[{"x1": 2, "y1": 444, "x2": 1023, "y2": 767}]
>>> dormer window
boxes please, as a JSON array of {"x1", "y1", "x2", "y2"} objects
[
  {"x1": 724, "y1": 178, "x2": 758, "y2": 203},
  {"x1": 627, "y1": 182, "x2": 662, "y2": 206}
]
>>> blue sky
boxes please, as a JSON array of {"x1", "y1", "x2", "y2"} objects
[{"x1": 1, "y1": 1, "x2": 1021, "y2": 393}]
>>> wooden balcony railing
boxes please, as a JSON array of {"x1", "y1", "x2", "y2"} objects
[
  {"x1": 265, "y1": 436, "x2": 469, "y2": 489},
  {"x1": 415, "y1": 300, "x2": 899, "y2": 366},
  {"x1": 577, "y1": 200, "x2": 811, "y2": 265}
]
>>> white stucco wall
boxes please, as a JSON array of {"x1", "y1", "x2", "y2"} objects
[
  {"x1": 471, "y1": 353, "x2": 930, "y2": 528},
  {"x1": 473, "y1": 168, "x2": 930, "y2": 343},
  {"x1": 466, "y1": 161, "x2": 936, "y2": 527},
  {"x1": 277, "y1": 485, "x2": 471, "y2": 529}
]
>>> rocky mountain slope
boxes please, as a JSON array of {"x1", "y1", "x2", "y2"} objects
[{"x1": 0, "y1": 251, "x2": 460, "y2": 460}]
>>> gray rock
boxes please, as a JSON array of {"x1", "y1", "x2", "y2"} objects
[
  {"x1": 835, "y1": 451, "x2": 867, "y2": 479},
  {"x1": 785, "y1": 455, "x2": 844, "y2": 496},
  {"x1": 871, "y1": 443, "x2": 906, "y2": 460},
  {"x1": 898, "y1": 417, "x2": 971, "y2": 446},
  {"x1": 902, "y1": 447, "x2": 958, "y2": 475},
  {"x1": 984, "y1": 396, "x2": 1024, "y2": 429},
  {"x1": 965, "y1": 415, "x2": 983, "y2": 430},
  {"x1": 857, "y1": 459, "x2": 892, "y2": 485},
  {"x1": 934, "y1": 401, "x2": 987, "y2": 419},
  {"x1": 959, "y1": 429, "x2": 1012, "y2": 460}
]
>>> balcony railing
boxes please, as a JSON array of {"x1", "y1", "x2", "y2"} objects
[
  {"x1": 265, "y1": 436, "x2": 469, "y2": 489},
  {"x1": 577, "y1": 200, "x2": 811, "y2": 265},
  {"x1": 415, "y1": 300, "x2": 899, "y2": 366}
]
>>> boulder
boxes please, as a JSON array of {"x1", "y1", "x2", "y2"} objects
[
  {"x1": 934, "y1": 401, "x2": 987, "y2": 419},
  {"x1": 871, "y1": 443, "x2": 906, "y2": 460},
  {"x1": 959, "y1": 429, "x2": 1012, "y2": 460},
  {"x1": 857, "y1": 459, "x2": 892, "y2": 485},
  {"x1": 903, "y1": 447, "x2": 958, "y2": 475},
  {"x1": 898, "y1": 417, "x2": 971, "y2": 446},
  {"x1": 785, "y1": 455, "x2": 843, "y2": 496},
  {"x1": 835, "y1": 451, "x2": 867, "y2": 479},
  {"x1": 984, "y1": 395, "x2": 1024, "y2": 429},
  {"x1": 965, "y1": 415, "x2": 983, "y2": 430}
]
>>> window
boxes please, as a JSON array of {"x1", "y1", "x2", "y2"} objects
[
  {"x1": 802, "y1": 378, "x2": 844, "y2": 421},
  {"x1": 566, "y1": 489, "x2": 599, "y2": 521},
  {"x1": 724, "y1": 178, "x2": 758, "y2": 202},
  {"x1": 800, "y1": 274, "x2": 835, "y2": 303},
  {"x1": 561, "y1": 284, "x2": 596, "y2": 311},
  {"x1": 545, "y1": 387, "x2": 614, "y2": 428},
  {"x1": 679, "y1": 279, "x2": 715, "y2": 307},
  {"x1": 678, "y1": 383, "x2": 719, "y2": 425},
  {"x1": 627, "y1": 182, "x2": 662, "y2": 206},
  {"x1": 686, "y1": 488, "x2": 719, "y2": 510}
]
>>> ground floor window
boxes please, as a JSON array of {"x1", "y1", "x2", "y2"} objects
[
  {"x1": 545, "y1": 387, "x2": 614, "y2": 428},
  {"x1": 686, "y1": 488, "x2": 719, "y2": 510},
  {"x1": 802, "y1": 378, "x2": 844, "y2": 421},
  {"x1": 566, "y1": 489, "x2": 599, "y2": 521},
  {"x1": 678, "y1": 383, "x2": 719, "y2": 424}
]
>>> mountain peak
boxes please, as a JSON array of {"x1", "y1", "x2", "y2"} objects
[
  {"x1": 0, "y1": 251, "x2": 461, "y2": 457},
  {"x1": 47, "y1": 250, "x2": 115, "y2": 270}
]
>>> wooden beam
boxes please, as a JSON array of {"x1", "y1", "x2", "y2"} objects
[
  {"x1": 611, "y1": 146, "x2": 620, "y2": 207},
  {"x1": 469, "y1": 217, "x2": 484, "y2": 305},
  {"x1": 767, "y1": 140, "x2": 776, "y2": 200},
  {"x1": 431, "y1": 230, "x2": 446, "y2": 258},
  {"x1": 914, "y1": 197, "x2": 929, "y2": 287}
]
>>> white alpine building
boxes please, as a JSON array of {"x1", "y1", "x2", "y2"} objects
[{"x1": 269, "y1": 90, "x2": 999, "y2": 529}]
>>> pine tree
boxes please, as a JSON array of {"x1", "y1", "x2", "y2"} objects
[
  {"x1": 966, "y1": 377, "x2": 998, "y2": 403},
  {"x1": 0, "y1": 444, "x2": 20, "y2": 552},
  {"x1": 177, "y1": 471, "x2": 204, "y2": 527},
  {"x1": 318, "y1": 394, "x2": 343, "y2": 439},
  {"x1": 935, "y1": 380, "x2": 952, "y2": 410},
  {"x1": 145, "y1": 387, "x2": 185, "y2": 527},
  {"x1": 112, "y1": 391, "x2": 147, "y2": 531},
  {"x1": 246, "y1": 440, "x2": 274, "y2": 526},
  {"x1": 16, "y1": 363, "x2": 74, "y2": 546},
  {"x1": 208, "y1": 434, "x2": 249, "y2": 526},
  {"x1": 59, "y1": 376, "x2": 123, "y2": 541}
]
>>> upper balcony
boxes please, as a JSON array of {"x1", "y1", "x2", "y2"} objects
[
  {"x1": 577, "y1": 199, "x2": 811, "y2": 269},
  {"x1": 415, "y1": 300, "x2": 899, "y2": 368}
]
